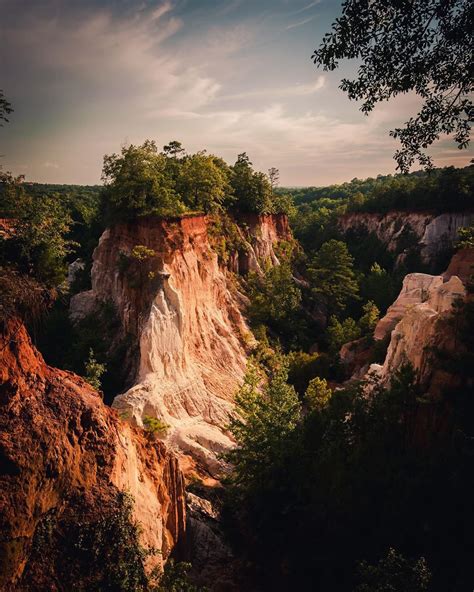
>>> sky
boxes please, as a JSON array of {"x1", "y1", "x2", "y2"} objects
[{"x1": 0, "y1": 0, "x2": 471, "y2": 186}]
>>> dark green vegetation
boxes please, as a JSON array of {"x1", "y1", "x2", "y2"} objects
[
  {"x1": 23, "y1": 491, "x2": 202, "y2": 592},
  {"x1": 313, "y1": 0, "x2": 473, "y2": 172},
  {"x1": 282, "y1": 165, "x2": 474, "y2": 213},
  {"x1": 102, "y1": 141, "x2": 291, "y2": 221},
  {"x1": 224, "y1": 309, "x2": 474, "y2": 591}
]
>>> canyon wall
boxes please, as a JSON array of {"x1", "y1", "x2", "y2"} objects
[
  {"x1": 339, "y1": 211, "x2": 473, "y2": 266},
  {"x1": 0, "y1": 318, "x2": 186, "y2": 590},
  {"x1": 369, "y1": 248, "x2": 473, "y2": 395},
  {"x1": 71, "y1": 214, "x2": 289, "y2": 474}
]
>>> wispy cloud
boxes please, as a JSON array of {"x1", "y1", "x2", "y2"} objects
[
  {"x1": 291, "y1": 1, "x2": 321, "y2": 15},
  {"x1": 220, "y1": 76, "x2": 325, "y2": 101},
  {"x1": 286, "y1": 16, "x2": 315, "y2": 30}
]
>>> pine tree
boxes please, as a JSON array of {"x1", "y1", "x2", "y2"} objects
[{"x1": 308, "y1": 239, "x2": 359, "y2": 317}]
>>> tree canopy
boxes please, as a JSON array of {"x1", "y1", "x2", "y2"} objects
[
  {"x1": 308, "y1": 239, "x2": 360, "y2": 317},
  {"x1": 101, "y1": 142, "x2": 293, "y2": 220},
  {"x1": 312, "y1": 0, "x2": 473, "y2": 171}
]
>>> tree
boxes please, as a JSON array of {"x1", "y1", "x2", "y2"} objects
[
  {"x1": 84, "y1": 348, "x2": 106, "y2": 391},
  {"x1": 305, "y1": 377, "x2": 332, "y2": 412},
  {"x1": 247, "y1": 262, "x2": 302, "y2": 330},
  {"x1": 361, "y1": 263, "x2": 395, "y2": 313},
  {"x1": 0, "y1": 90, "x2": 13, "y2": 125},
  {"x1": 359, "y1": 300, "x2": 380, "y2": 335},
  {"x1": 0, "y1": 173, "x2": 74, "y2": 286},
  {"x1": 231, "y1": 153, "x2": 273, "y2": 214},
  {"x1": 312, "y1": 0, "x2": 473, "y2": 172},
  {"x1": 102, "y1": 140, "x2": 184, "y2": 220},
  {"x1": 177, "y1": 152, "x2": 230, "y2": 212},
  {"x1": 268, "y1": 167, "x2": 280, "y2": 194},
  {"x1": 162, "y1": 140, "x2": 185, "y2": 158},
  {"x1": 308, "y1": 239, "x2": 359, "y2": 317},
  {"x1": 326, "y1": 315, "x2": 361, "y2": 354},
  {"x1": 226, "y1": 359, "x2": 302, "y2": 494}
]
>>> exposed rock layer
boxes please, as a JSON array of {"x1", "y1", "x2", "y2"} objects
[
  {"x1": 71, "y1": 214, "x2": 290, "y2": 473},
  {"x1": 0, "y1": 318, "x2": 186, "y2": 590},
  {"x1": 339, "y1": 211, "x2": 473, "y2": 266},
  {"x1": 369, "y1": 249, "x2": 474, "y2": 394}
]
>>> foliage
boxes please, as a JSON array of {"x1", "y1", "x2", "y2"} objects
[
  {"x1": 304, "y1": 376, "x2": 332, "y2": 412},
  {"x1": 153, "y1": 559, "x2": 205, "y2": 592},
  {"x1": 456, "y1": 225, "x2": 474, "y2": 249},
  {"x1": 326, "y1": 315, "x2": 362, "y2": 354},
  {"x1": 72, "y1": 491, "x2": 152, "y2": 591},
  {"x1": 308, "y1": 239, "x2": 359, "y2": 317},
  {"x1": 313, "y1": 0, "x2": 473, "y2": 171},
  {"x1": 224, "y1": 361, "x2": 474, "y2": 590},
  {"x1": 356, "y1": 548, "x2": 431, "y2": 592},
  {"x1": 226, "y1": 358, "x2": 302, "y2": 496},
  {"x1": 0, "y1": 89, "x2": 13, "y2": 125},
  {"x1": 130, "y1": 245, "x2": 157, "y2": 261},
  {"x1": 361, "y1": 263, "x2": 397, "y2": 314},
  {"x1": 177, "y1": 152, "x2": 231, "y2": 212},
  {"x1": 359, "y1": 300, "x2": 380, "y2": 335},
  {"x1": 35, "y1": 300, "x2": 131, "y2": 405},
  {"x1": 0, "y1": 172, "x2": 75, "y2": 286},
  {"x1": 284, "y1": 165, "x2": 474, "y2": 215},
  {"x1": 143, "y1": 415, "x2": 170, "y2": 439},
  {"x1": 102, "y1": 140, "x2": 185, "y2": 221},
  {"x1": 247, "y1": 262, "x2": 302, "y2": 329},
  {"x1": 230, "y1": 153, "x2": 281, "y2": 214},
  {"x1": 207, "y1": 213, "x2": 247, "y2": 265},
  {"x1": 84, "y1": 348, "x2": 106, "y2": 391}
]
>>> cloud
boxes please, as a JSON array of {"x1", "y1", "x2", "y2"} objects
[
  {"x1": 286, "y1": 16, "x2": 315, "y2": 30},
  {"x1": 220, "y1": 75, "x2": 325, "y2": 101},
  {"x1": 43, "y1": 161, "x2": 59, "y2": 169},
  {"x1": 291, "y1": 1, "x2": 321, "y2": 15}
]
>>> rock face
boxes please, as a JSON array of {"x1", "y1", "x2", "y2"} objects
[
  {"x1": 71, "y1": 214, "x2": 289, "y2": 474},
  {"x1": 339, "y1": 211, "x2": 473, "y2": 266},
  {"x1": 373, "y1": 273, "x2": 446, "y2": 341},
  {"x1": 369, "y1": 251, "x2": 473, "y2": 394},
  {"x1": 0, "y1": 318, "x2": 186, "y2": 590}
]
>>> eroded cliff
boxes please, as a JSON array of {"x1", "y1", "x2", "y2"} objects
[
  {"x1": 71, "y1": 213, "x2": 290, "y2": 474},
  {"x1": 369, "y1": 248, "x2": 474, "y2": 395},
  {"x1": 0, "y1": 318, "x2": 186, "y2": 591},
  {"x1": 339, "y1": 211, "x2": 473, "y2": 267}
]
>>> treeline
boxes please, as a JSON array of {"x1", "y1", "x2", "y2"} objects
[
  {"x1": 281, "y1": 165, "x2": 474, "y2": 213},
  {"x1": 101, "y1": 140, "x2": 292, "y2": 221}
]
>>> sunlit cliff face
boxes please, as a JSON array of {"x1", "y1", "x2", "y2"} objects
[{"x1": 70, "y1": 214, "x2": 290, "y2": 475}]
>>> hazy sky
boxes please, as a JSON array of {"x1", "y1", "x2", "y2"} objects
[{"x1": 0, "y1": 0, "x2": 471, "y2": 186}]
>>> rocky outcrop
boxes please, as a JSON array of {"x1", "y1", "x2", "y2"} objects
[
  {"x1": 339, "y1": 211, "x2": 473, "y2": 266},
  {"x1": 373, "y1": 273, "x2": 446, "y2": 341},
  {"x1": 71, "y1": 214, "x2": 289, "y2": 474},
  {"x1": 0, "y1": 318, "x2": 186, "y2": 590},
  {"x1": 229, "y1": 213, "x2": 291, "y2": 274},
  {"x1": 368, "y1": 251, "x2": 472, "y2": 394}
]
